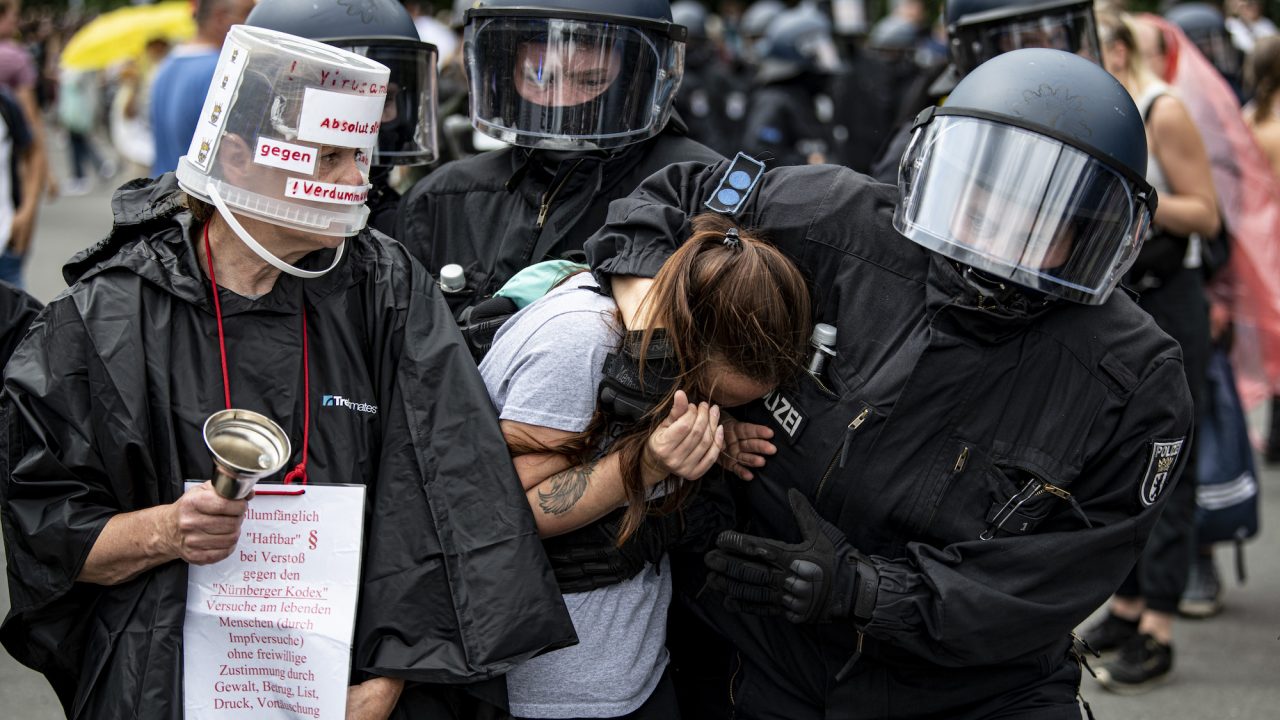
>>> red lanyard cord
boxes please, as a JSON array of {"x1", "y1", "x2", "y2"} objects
[
  {"x1": 282, "y1": 312, "x2": 309, "y2": 486},
  {"x1": 204, "y1": 223, "x2": 232, "y2": 410},
  {"x1": 203, "y1": 222, "x2": 310, "y2": 485}
]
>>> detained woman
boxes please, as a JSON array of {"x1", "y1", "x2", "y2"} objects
[{"x1": 479, "y1": 213, "x2": 812, "y2": 719}]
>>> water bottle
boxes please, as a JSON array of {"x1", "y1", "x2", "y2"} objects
[
  {"x1": 439, "y1": 263, "x2": 465, "y2": 293},
  {"x1": 807, "y1": 323, "x2": 837, "y2": 376}
]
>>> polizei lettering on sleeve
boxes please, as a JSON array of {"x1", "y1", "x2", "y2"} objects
[
  {"x1": 296, "y1": 88, "x2": 386, "y2": 147},
  {"x1": 254, "y1": 137, "x2": 317, "y2": 174},
  {"x1": 285, "y1": 179, "x2": 371, "y2": 205}
]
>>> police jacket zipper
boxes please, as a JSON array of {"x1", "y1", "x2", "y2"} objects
[
  {"x1": 535, "y1": 159, "x2": 586, "y2": 230},
  {"x1": 924, "y1": 446, "x2": 969, "y2": 531},
  {"x1": 816, "y1": 406, "x2": 872, "y2": 503},
  {"x1": 981, "y1": 476, "x2": 1091, "y2": 540}
]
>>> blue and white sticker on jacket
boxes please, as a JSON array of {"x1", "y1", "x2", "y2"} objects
[{"x1": 1140, "y1": 438, "x2": 1185, "y2": 507}]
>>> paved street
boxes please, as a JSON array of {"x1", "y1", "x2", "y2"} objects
[{"x1": 1, "y1": 134, "x2": 1278, "y2": 719}]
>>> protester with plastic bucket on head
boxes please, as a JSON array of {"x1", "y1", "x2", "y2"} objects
[
  {"x1": 244, "y1": 0, "x2": 440, "y2": 237},
  {"x1": 582, "y1": 48, "x2": 1192, "y2": 719},
  {"x1": 0, "y1": 25, "x2": 574, "y2": 720},
  {"x1": 395, "y1": 0, "x2": 722, "y2": 337}
]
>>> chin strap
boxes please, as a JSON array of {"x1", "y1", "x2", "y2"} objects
[
  {"x1": 207, "y1": 183, "x2": 346, "y2": 279},
  {"x1": 958, "y1": 263, "x2": 1052, "y2": 313}
]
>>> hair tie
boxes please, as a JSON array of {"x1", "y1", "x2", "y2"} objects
[{"x1": 723, "y1": 227, "x2": 742, "y2": 250}]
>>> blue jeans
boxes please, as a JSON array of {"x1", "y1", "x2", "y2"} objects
[{"x1": 0, "y1": 248, "x2": 25, "y2": 288}]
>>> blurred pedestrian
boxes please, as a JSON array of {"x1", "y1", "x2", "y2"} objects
[
  {"x1": 56, "y1": 66, "x2": 111, "y2": 196},
  {"x1": 0, "y1": 86, "x2": 35, "y2": 287},
  {"x1": 110, "y1": 37, "x2": 171, "y2": 178},
  {"x1": 1241, "y1": 35, "x2": 1280, "y2": 469},
  {"x1": 149, "y1": 0, "x2": 254, "y2": 176},
  {"x1": 1227, "y1": 0, "x2": 1277, "y2": 54},
  {"x1": 1083, "y1": 9, "x2": 1220, "y2": 694},
  {"x1": 0, "y1": 0, "x2": 45, "y2": 288}
]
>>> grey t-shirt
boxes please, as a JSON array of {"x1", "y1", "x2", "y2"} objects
[{"x1": 479, "y1": 273, "x2": 672, "y2": 718}]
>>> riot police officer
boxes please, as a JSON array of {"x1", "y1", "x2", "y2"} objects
[
  {"x1": 1167, "y1": 2, "x2": 1246, "y2": 100},
  {"x1": 871, "y1": 0, "x2": 1103, "y2": 181},
  {"x1": 244, "y1": 0, "x2": 440, "y2": 237},
  {"x1": 742, "y1": 4, "x2": 842, "y2": 167},
  {"x1": 395, "y1": 0, "x2": 721, "y2": 324},
  {"x1": 585, "y1": 48, "x2": 1193, "y2": 719},
  {"x1": 671, "y1": 1, "x2": 747, "y2": 157}
]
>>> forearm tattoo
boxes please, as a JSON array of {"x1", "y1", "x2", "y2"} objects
[{"x1": 537, "y1": 460, "x2": 597, "y2": 516}]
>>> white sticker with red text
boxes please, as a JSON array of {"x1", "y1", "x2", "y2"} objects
[
  {"x1": 296, "y1": 88, "x2": 385, "y2": 147},
  {"x1": 285, "y1": 178, "x2": 370, "y2": 205},
  {"x1": 254, "y1": 137, "x2": 318, "y2": 174},
  {"x1": 183, "y1": 483, "x2": 365, "y2": 720}
]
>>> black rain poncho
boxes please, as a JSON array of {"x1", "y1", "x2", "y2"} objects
[{"x1": 0, "y1": 175, "x2": 576, "y2": 718}]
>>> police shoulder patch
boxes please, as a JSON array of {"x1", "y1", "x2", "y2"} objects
[{"x1": 1140, "y1": 438, "x2": 1185, "y2": 507}]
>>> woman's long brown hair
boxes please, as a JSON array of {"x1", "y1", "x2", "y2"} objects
[
  {"x1": 514, "y1": 212, "x2": 812, "y2": 543},
  {"x1": 1247, "y1": 36, "x2": 1280, "y2": 124}
]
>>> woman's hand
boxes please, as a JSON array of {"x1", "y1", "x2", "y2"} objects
[
  {"x1": 719, "y1": 417, "x2": 777, "y2": 481},
  {"x1": 643, "y1": 390, "x2": 724, "y2": 485}
]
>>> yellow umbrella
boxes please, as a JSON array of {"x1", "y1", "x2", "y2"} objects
[{"x1": 60, "y1": 2, "x2": 197, "y2": 71}]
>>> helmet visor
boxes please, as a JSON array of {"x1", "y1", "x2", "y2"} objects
[
  {"x1": 335, "y1": 39, "x2": 439, "y2": 166},
  {"x1": 953, "y1": 2, "x2": 1100, "y2": 75},
  {"x1": 465, "y1": 15, "x2": 683, "y2": 150},
  {"x1": 894, "y1": 115, "x2": 1153, "y2": 305}
]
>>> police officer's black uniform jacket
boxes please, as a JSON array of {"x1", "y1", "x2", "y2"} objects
[
  {"x1": 586, "y1": 161, "x2": 1194, "y2": 719},
  {"x1": 395, "y1": 117, "x2": 722, "y2": 317},
  {"x1": 0, "y1": 174, "x2": 576, "y2": 719}
]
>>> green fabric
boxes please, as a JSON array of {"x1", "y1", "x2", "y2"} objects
[{"x1": 494, "y1": 260, "x2": 590, "y2": 308}]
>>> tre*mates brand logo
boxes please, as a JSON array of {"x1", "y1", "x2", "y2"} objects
[{"x1": 321, "y1": 395, "x2": 378, "y2": 414}]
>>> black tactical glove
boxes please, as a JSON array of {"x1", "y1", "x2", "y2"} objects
[{"x1": 704, "y1": 489, "x2": 879, "y2": 625}]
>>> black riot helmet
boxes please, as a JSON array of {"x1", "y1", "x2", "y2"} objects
[
  {"x1": 895, "y1": 48, "x2": 1157, "y2": 305},
  {"x1": 463, "y1": 0, "x2": 687, "y2": 151},
  {"x1": 739, "y1": 0, "x2": 786, "y2": 62},
  {"x1": 757, "y1": 4, "x2": 844, "y2": 83},
  {"x1": 945, "y1": 0, "x2": 1101, "y2": 77},
  {"x1": 245, "y1": 0, "x2": 439, "y2": 167},
  {"x1": 741, "y1": 0, "x2": 786, "y2": 43},
  {"x1": 1166, "y1": 2, "x2": 1242, "y2": 80},
  {"x1": 671, "y1": 1, "x2": 709, "y2": 40}
]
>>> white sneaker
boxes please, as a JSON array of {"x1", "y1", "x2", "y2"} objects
[{"x1": 63, "y1": 178, "x2": 91, "y2": 196}]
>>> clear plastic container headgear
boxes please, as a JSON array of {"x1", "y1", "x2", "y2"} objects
[
  {"x1": 463, "y1": 7, "x2": 686, "y2": 151},
  {"x1": 894, "y1": 109, "x2": 1157, "y2": 305},
  {"x1": 176, "y1": 25, "x2": 392, "y2": 237}
]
